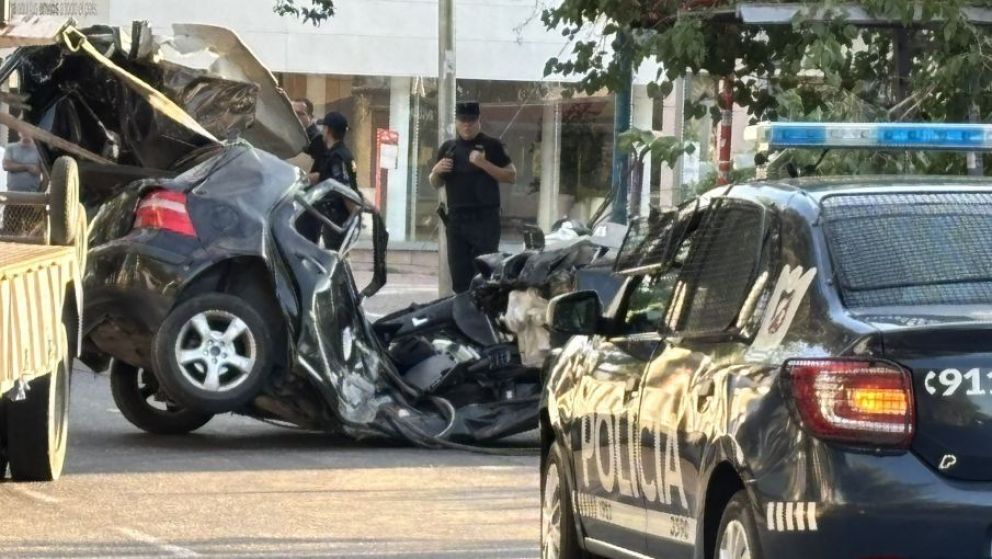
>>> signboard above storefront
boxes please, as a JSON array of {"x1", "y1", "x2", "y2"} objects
[{"x1": 11, "y1": 0, "x2": 108, "y2": 25}]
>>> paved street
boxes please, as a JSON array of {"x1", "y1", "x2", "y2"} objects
[{"x1": 0, "y1": 271, "x2": 541, "y2": 559}]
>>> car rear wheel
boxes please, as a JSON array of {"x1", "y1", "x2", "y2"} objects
[
  {"x1": 542, "y1": 440, "x2": 588, "y2": 559},
  {"x1": 6, "y1": 356, "x2": 71, "y2": 481},
  {"x1": 715, "y1": 491, "x2": 764, "y2": 559},
  {"x1": 153, "y1": 293, "x2": 275, "y2": 414},
  {"x1": 110, "y1": 361, "x2": 213, "y2": 435}
]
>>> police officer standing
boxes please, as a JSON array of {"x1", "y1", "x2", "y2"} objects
[
  {"x1": 310, "y1": 111, "x2": 359, "y2": 191},
  {"x1": 293, "y1": 98, "x2": 327, "y2": 166},
  {"x1": 305, "y1": 111, "x2": 360, "y2": 249},
  {"x1": 429, "y1": 102, "x2": 517, "y2": 293}
]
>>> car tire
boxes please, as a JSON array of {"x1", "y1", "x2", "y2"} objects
[
  {"x1": 110, "y1": 361, "x2": 213, "y2": 435},
  {"x1": 49, "y1": 156, "x2": 80, "y2": 246},
  {"x1": 542, "y1": 440, "x2": 590, "y2": 559},
  {"x1": 152, "y1": 293, "x2": 275, "y2": 414},
  {"x1": 715, "y1": 490, "x2": 765, "y2": 559},
  {"x1": 6, "y1": 357, "x2": 71, "y2": 482}
]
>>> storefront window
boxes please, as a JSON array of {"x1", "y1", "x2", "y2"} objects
[
  {"x1": 278, "y1": 72, "x2": 618, "y2": 244},
  {"x1": 409, "y1": 78, "x2": 440, "y2": 243},
  {"x1": 557, "y1": 98, "x2": 615, "y2": 224}
]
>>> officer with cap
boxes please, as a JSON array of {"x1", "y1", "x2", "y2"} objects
[
  {"x1": 310, "y1": 111, "x2": 359, "y2": 192},
  {"x1": 429, "y1": 101, "x2": 517, "y2": 293},
  {"x1": 305, "y1": 111, "x2": 360, "y2": 250}
]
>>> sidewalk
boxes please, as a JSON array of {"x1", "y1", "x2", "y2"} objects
[{"x1": 353, "y1": 267, "x2": 441, "y2": 319}]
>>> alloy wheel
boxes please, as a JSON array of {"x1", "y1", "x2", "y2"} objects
[
  {"x1": 174, "y1": 310, "x2": 257, "y2": 393},
  {"x1": 541, "y1": 462, "x2": 563, "y2": 559},
  {"x1": 719, "y1": 519, "x2": 752, "y2": 559}
]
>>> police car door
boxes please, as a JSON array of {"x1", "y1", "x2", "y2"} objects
[
  {"x1": 638, "y1": 198, "x2": 770, "y2": 558},
  {"x1": 573, "y1": 270, "x2": 675, "y2": 555}
]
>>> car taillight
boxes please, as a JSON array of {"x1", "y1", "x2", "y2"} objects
[
  {"x1": 783, "y1": 358, "x2": 914, "y2": 448},
  {"x1": 133, "y1": 189, "x2": 196, "y2": 237}
]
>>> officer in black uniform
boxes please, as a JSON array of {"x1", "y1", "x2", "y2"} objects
[
  {"x1": 310, "y1": 111, "x2": 359, "y2": 191},
  {"x1": 430, "y1": 101, "x2": 517, "y2": 293},
  {"x1": 307, "y1": 111, "x2": 360, "y2": 249}
]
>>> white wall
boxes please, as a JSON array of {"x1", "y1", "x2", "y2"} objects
[{"x1": 106, "y1": 0, "x2": 662, "y2": 83}]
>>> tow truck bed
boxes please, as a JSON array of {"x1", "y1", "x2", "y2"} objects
[{"x1": 0, "y1": 241, "x2": 78, "y2": 397}]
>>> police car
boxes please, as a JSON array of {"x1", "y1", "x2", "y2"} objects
[{"x1": 540, "y1": 122, "x2": 992, "y2": 559}]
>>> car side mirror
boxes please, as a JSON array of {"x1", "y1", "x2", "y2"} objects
[{"x1": 547, "y1": 290, "x2": 602, "y2": 335}]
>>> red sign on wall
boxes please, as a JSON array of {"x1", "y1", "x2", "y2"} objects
[{"x1": 375, "y1": 129, "x2": 399, "y2": 211}]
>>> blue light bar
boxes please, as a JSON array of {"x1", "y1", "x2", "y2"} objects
[{"x1": 745, "y1": 122, "x2": 992, "y2": 152}]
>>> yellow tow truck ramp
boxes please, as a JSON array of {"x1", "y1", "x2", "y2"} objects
[{"x1": 0, "y1": 155, "x2": 85, "y2": 482}]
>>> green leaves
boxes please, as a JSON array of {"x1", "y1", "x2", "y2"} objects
[
  {"x1": 619, "y1": 128, "x2": 697, "y2": 168},
  {"x1": 545, "y1": 0, "x2": 992, "y2": 178},
  {"x1": 273, "y1": 0, "x2": 335, "y2": 25}
]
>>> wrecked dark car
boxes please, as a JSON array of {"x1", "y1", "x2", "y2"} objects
[
  {"x1": 4, "y1": 20, "x2": 547, "y2": 445},
  {"x1": 372, "y1": 217, "x2": 626, "y2": 391}
]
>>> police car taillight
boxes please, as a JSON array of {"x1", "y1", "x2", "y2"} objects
[
  {"x1": 133, "y1": 189, "x2": 197, "y2": 238},
  {"x1": 783, "y1": 359, "x2": 915, "y2": 448}
]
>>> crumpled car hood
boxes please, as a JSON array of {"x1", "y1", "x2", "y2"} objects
[
  {"x1": 1, "y1": 20, "x2": 306, "y2": 174},
  {"x1": 157, "y1": 23, "x2": 307, "y2": 158}
]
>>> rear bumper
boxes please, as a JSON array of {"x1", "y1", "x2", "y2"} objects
[
  {"x1": 762, "y1": 505, "x2": 992, "y2": 559},
  {"x1": 83, "y1": 231, "x2": 196, "y2": 369},
  {"x1": 756, "y1": 452, "x2": 992, "y2": 559}
]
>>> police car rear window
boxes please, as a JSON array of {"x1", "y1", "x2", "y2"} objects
[{"x1": 821, "y1": 192, "x2": 992, "y2": 307}]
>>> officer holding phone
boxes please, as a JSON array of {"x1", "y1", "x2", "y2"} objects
[{"x1": 429, "y1": 101, "x2": 517, "y2": 293}]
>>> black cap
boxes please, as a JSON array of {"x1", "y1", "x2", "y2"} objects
[
  {"x1": 317, "y1": 111, "x2": 349, "y2": 135},
  {"x1": 455, "y1": 101, "x2": 481, "y2": 119}
]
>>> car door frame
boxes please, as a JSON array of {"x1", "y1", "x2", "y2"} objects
[
  {"x1": 568, "y1": 206, "x2": 700, "y2": 556},
  {"x1": 635, "y1": 196, "x2": 776, "y2": 559}
]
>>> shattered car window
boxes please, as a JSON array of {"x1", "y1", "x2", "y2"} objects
[{"x1": 822, "y1": 192, "x2": 992, "y2": 307}]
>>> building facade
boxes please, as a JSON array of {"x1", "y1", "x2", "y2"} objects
[{"x1": 12, "y1": 0, "x2": 752, "y2": 244}]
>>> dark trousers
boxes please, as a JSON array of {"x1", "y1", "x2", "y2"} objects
[{"x1": 446, "y1": 208, "x2": 501, "y2": 293}]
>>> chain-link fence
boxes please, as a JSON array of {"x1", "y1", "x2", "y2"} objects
[{"x1": 0, "y1": 199, "x2": 47, "y2": 242}]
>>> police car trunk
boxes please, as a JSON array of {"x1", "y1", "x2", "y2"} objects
[{"x1": 752, "y1": 122, "x2": 992, "y2": 484}]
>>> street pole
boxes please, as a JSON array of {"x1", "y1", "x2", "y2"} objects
[
  {"x1": 610, "y1": 32, "x2": 633, "y2": 225},
  {"x1": 717, "y1": 75, "x2": 735, "y2": 185},
  {"x1": 969, "y1": 75, "x2": 985, "y2": 176},
  {"x1": 437, "y1": 0, "x2": 456, "y2": 295},
  {"x1": 672, "y1": 76, "x2": 687, "y2": 206}
]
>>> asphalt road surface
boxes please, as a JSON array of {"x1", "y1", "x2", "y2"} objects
[{"x1": 0, "y1": 272, "x2": 542, "y2": 558}]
